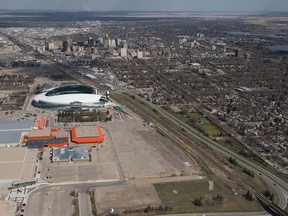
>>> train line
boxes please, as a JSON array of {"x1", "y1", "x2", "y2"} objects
[
  {"x1": 5, "y1": 34, "x2": 288, "y2": 216},
  {"x1": 115, "y1": 93, "x2": 288, "y2": 216}
]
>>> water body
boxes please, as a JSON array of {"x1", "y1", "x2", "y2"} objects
[{"x1": 266, "y1": 45, "x2": 288, "y2": 52}]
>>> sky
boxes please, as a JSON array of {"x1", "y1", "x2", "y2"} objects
[{"x1": 0, "y1": 0, "x2": 288, "y2": 12}]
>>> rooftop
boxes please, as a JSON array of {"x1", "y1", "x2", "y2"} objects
[
  {"x1": 75, "y1": 126, "x2": 100, "y2": 138},
  {"x1": 52, "y1": 146, "x2": 89, "y2": 162},
  {"x1": 0, "y1": 120, "x2": 33, "y2": 145},
  {"x1": 26, "y1": 138, "x2": 69, "y2": 149},
  {"x1": 27, "y1": 128, "x2": 51, "y2": 138}
]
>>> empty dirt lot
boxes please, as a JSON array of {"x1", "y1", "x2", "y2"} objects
[{"x1": 0, "y1": 148, "x2": 37, "y2": 185}]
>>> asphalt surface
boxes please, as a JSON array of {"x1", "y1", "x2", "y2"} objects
[
  {"x1": 78, "y1": 190, "x2": 93, "y2": 216},
  {"x1": 25, "y1": 180, "x2": 124, "y2": 216}
]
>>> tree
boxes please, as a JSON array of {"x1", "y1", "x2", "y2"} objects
[
  {"x1": 263, "y1": 189, "x2": 274, "y2": 201},
  {"x1": 245, "y1": 190, "x2": 254, "y2": 201}
]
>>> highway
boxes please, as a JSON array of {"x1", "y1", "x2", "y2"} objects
[
  {"x1": 5, "y1": 34, "x2": 287, "y2": 215},
  {"x1": 37, "y1": 58, "x2": 288, "y2": 215},
  {"x1": 125, "y1": 92, "x2": 288, "y2": 215},
  {"x1": 157, "y1": 105, "x2": 288, "y2": 202}
]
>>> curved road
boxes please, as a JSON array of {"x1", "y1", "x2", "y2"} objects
[{"x1": 132, "y1": 92, "x2": 288, "y2": 210}]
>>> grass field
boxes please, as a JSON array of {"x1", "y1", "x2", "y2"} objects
[
  {"x1": 232, "y1": 163, "x2": 279, "y2": 204},
  {"x1": 189, "y1": 113, "x2": 222, "y2": 136},
  {"x1": 50, "y1": 74, "x2": 72, "y2": 81},
  {"x1": 155, "y1": 180, "x2": 263, "y2": 214},
  {"x1": 166, "y1": 109, "x2": 222, "y2": 137}
]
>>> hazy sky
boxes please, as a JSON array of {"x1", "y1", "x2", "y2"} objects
[{"x1": 1, "y1": 0, "x2": 288, "y2": 12}]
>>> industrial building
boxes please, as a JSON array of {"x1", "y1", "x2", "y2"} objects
[
  {"x1": 71, "y1": 125, "x2": 104, "y2": 144},
  {"x1": 26, "y1": 138, "x2": 69, "y2": 149},
  {"x1": 23, "y1": 127, "x2": 69, "y2": 149},
  {"x1": 32, "y1": 84, "x2": 108, "y2": 109},
  {"x1": 52, "y1": 146, "x2": 89, "y2": 162},
  {"x1": 0, "y1": 120, "x2": 33, "y2": 147}
]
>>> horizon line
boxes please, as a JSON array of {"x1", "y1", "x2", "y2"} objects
[{"x1": 0, "y1": 9, "x2": 287, "y2": 13}]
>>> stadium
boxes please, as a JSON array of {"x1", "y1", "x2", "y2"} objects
[{"x1": 32, "y1": 84, "x2": 108, "y2": 109}]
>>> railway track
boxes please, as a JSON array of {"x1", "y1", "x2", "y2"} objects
[
  {"x1": 5, "y1": 33, "x2": 287, "y2": 216},
  {"x1": 115, "y1": 93, "x2": 288, "y2": 216}
]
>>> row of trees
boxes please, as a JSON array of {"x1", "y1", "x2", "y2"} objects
[
  {"x1": 243, "y1": 167, "x2": 255, "y2": 177},
  {"x1": 192, "y1": 193, "x2": 224, "y2": 207},
  {"x1": 245, "y1": 189, "x2": 274, "y2": 202},
  {"x1": 57, "y1": 109, "x2": 111, "y2": 122}
]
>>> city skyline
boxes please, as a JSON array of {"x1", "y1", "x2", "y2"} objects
[{"x1": 0, "y1": 0, "x2": 288, "y2": 12}]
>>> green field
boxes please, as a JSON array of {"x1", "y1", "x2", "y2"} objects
[
  {"x1": 155, "y1": 180, "x2": 263, "y2": 214},
  {"x1": 165, "y1": 108, "x2": 222, "y2": 137},
  {"x1": 189, "y1": 113, "x2": 222, "y2": 136},
  {"x1": 232, "y1": 163, "x2": 279, "y2": 204},
  {"x1": 50, "y1": 74, "x2": 72, "y2": 81}
]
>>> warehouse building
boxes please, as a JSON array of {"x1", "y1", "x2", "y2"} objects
[
  {"x1": 52, "y1": 146, "x2": 89, "y2": 162},
  {"x1": 23, "y1": 127, "x2": 69, "y2": 149},
  {"x1": 0, "y1": 120, "x2": 33, "y2": 147},
  {"x1": 26, "y1": 138, "x2": 69, "y2": 149}
]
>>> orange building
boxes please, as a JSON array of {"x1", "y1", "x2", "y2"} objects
[
  {"x1": 33, "y1": 116, "x2": 47, "y2": 130},
  {"x1": 26, "y1": 138, "x2": 69, "y2": 149},
  {"x1": 71, "y1": 126, "x2": 104, "y2": 144},
  {"x1": 23, "y1": 127, "x2": 70, "y2": 149},
  {"x1": 25, "y1": 128, "x2": 53, "y2": 140}
]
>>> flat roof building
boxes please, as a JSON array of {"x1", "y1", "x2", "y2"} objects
[
  {"x1": 0, "y1": 120, "x2": 33, "y2": 146},
  {"x1": 26, "y1": 138, "x2": 69, "y2": 149},
  {"x1": 26, "y1": 128, "x2": 52, "y2": 140},
  {"x1": 52, "y1": 146, "x2": 89, "y2": 162},
  {"x1": 71, "y1": 126, "x2": 104, "y2": 144}
]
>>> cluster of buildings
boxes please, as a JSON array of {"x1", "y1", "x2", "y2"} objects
[
  {"x1": 0, "y1": 115, "x2": 105, "y2": 150},
  {"x1": 0, "y1": 17, "x2": 287, "y2": 171},
  {"x1": 22, "y1": 116, "x2": 104, "y2": 149},
  {"x1": 41, "y1": 34, "x2": 146, "y2": 61}
]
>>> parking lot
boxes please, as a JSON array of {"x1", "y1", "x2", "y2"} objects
[
  {"x1": 38, "y1": 130, "x2": 120, "y2": 183},
  {"x1": 25, "y1": 186, "x2": 74, "y2": 216},
  {"x1": 101, "y1": 119, "x2": 199, "y2": 179},
  {"x1": 0, "y1": 148, "x2": 38, "y2": 186}
]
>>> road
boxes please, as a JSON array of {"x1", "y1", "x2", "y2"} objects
[
  {"x1": 25, "y1": 180, "x2": 124, "y2": 216},
  {"x1": 7, "y1": 34, "x2": 287, "y2": 215},
  {"x1": 159, "y1": 105, "x2": 288, "y2": 205},
  {"x1": 39, "y1": 60, "x2": 288, "y2": 215},
  {"x1": 130, "y1": 92, "x2": 288, "y2": 210},
  {"x1": 25, "y1": 119, "x2": 125, "y2": 216},
  {"x1": 78, "y1": 189, "x2": 93, "y2": 216}
]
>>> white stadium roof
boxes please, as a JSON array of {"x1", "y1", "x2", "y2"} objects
[{"x1": 33, "y1": 93, "x2": 102, "y2": 105}]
